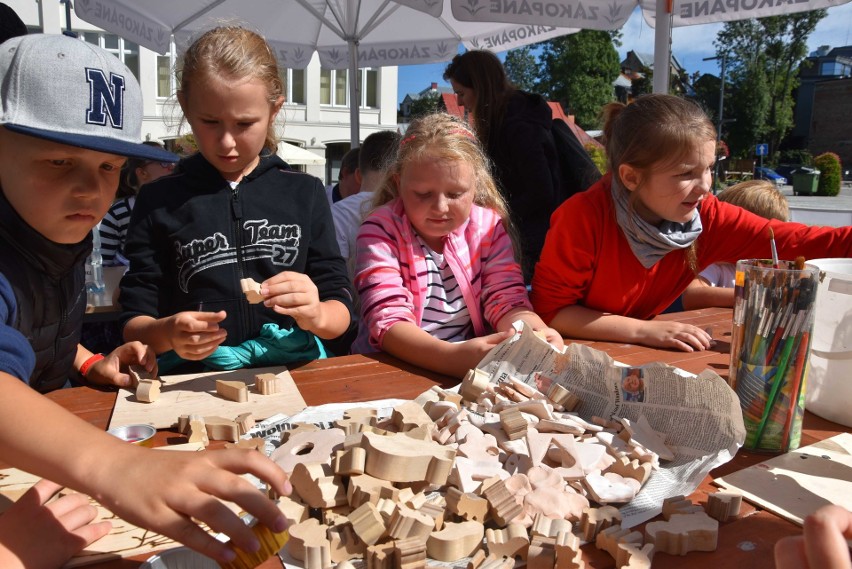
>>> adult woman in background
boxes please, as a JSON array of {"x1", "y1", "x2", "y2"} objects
[{"x1": 444, "y1": 50, "x2": 599, "y2": 282}]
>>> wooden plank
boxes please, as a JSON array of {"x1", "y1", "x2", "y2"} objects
[{"x1": 110, "y1": 366, "x2": 305, "y2": 429}]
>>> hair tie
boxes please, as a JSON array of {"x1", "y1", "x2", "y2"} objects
[
  {"x1": 400, "y1": 134, "x2": 416, "y2": 146},
  {"x1": 448, "y1": 127, "x2": 476, "y2": 140}
]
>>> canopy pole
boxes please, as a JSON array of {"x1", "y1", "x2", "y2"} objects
[
  {"x1": 653, "y1": 0, "x2": 673, "y2": 94},
  {"x1": 348, "y1": 38, "x2": 361, "y2": 149}
]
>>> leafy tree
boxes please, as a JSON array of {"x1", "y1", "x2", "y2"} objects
[
  {"x1": 536, "y1": 31, "x2": 620, "y2": 129},
  {"x1": 407, "y1": 90, "x2": 441, "y2": 118},
  {"x1": 714, "y1": 11, "x2": 826, "y2": 156},
  {"x1": 504, "y1": 46, "x2": 540, "y2": 92}
]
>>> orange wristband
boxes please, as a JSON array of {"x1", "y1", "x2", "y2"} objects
[{"x1": 79, "y1": 353, "x2": 105, "y2": 378}]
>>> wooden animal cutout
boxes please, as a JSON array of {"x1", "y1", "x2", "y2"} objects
[
  {"x1": 387, "y1": 505, "x2": 435, "y2": 540},
  {"x1": 554, "y1": 531, "x2": 585, "y2": 569},
  {"x1": 216, "y1": 379, "x2": 248, "y2": 402},
  {"x1": 595, "y1": 525, "x2": 643, "y2": 559},
  {"x1": 361, "y1": 431, "x2": 456, "y2": 485},
  {"x1": 527, "y1": 535, "x2": 557, "y2": 569},
  {"x1": 224, "y1": 437, "x2": 265, "y2": 452},
  {"x1": 661, "y1": 495, "x2": 704, "y2": 520},
  {"x1": 395, "y1": 536, "x2": 428, "y2": 569},
  {"x1": 136, "y1": 378, "x2": 161, "y2": 403},
  {"x1": 366, "y1": 541, "x2": 396, "y2": 569},
  {"x1": 617, "y1": 542, "x2": 655, "y2": 569},
  {"x1": 426, "y1": 520, "x2": 484, "y2": 562},
  {"x1": 348, "y1": 502, "x2": 387, "y2": 546},
  {"x1": 334, "y1": 447, "x2": 367, "y2": 476},
  {"x1": 187, "y1": 415, "x2": 208, "y2": 446},
  {"x1": 128, "y1": 364, "x2": 156, "y2": 388},
  {"x1": 272, "y1": 428, "x2": 345, "y2": 474},
  {"x1": 327, "y1": 523, "x2": 362, "y2": 563},
  {"x1": 499, "y1": 408, "x2": 528, "y2": 440},
  {"x1": 255, "y1": 372, "x2": 287, "y2": 395},
  {"x1": 240, "y1": 277, "x2": 264, "y2": 304},
  {"x1": 446, "y1": 487, "x2": 489, "y2": 522},
  {"x1": 531, "y1": 513, "x2": 574, "y2": 539},
  {"x1": 706, "y1": 491, "x2": 743, "y2": 522},
  {"x1": 546, "y1": 383, "x2": 580, "y2": 411},
  {"x1": 234, "y1": 412, "x2": 255, "y2": 435},
  {"x1": 645, "y1": 512, "x2": 719, "y2": 555},
  {"x1": 289, "y1": 462, "x2": 347, "y2": 509},
  {"x1": 485, "y1": 523, "x2": 530, "y2": 559},
  {"x1": 580, "y1": 506, "x2": 622, "y2": 542},
  {"x1": 202, "y1": 416, "x2": 239, "y2": 442},
  {"x1": 482, "y1": 479, "x2": 524, "y2": 525},
  {"x1": 286, "y1": 518, "x2": 329, "y2": 562}
]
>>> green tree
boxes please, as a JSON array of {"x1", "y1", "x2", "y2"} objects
[
  {"x1": 536, "y1": 30, "x2": 620, "y2": 129},
  {"x1": 714, "y1": 11, "x2": 826, "y2": 156},
  {"x1": 504, "y1": 46, "x2": 540, "y2": 92},
  {"x1": 407, "y1": 90, "x2": 441, "y2": 118}
]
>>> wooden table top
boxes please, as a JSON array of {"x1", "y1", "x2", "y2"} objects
[{"x1": 43, "y1": 307, "x2": 850, "y2": 568}]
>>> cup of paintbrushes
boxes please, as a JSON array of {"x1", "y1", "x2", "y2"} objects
[{"x1": 730, "y1": 258, "x2": 818, "y2": 452}]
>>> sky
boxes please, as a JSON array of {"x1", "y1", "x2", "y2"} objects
[{"x1": 396, "y1": 3, "x2": 852, "y2": 103}]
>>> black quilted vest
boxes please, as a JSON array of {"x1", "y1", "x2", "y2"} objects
[{"x1": 0, "y1": 190, "x2": 90, "y2": 393}]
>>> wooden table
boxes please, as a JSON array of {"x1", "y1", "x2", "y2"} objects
[{"x1": 43, "y1": 307, "x2": 850, "y2": 568}]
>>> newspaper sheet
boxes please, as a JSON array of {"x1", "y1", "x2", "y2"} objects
[{"x1": 477, "y1": 323, "x2": 746, "y2": 526}]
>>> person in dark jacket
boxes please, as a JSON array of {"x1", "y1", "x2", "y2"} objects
[
  {"x1": 445, "y1": 50, "x2": 577, "y2": 282},
  {"x1": 120, "y1": 27, "x2": 354, "y2": 370}
]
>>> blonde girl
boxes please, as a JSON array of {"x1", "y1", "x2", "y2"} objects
[
  {"x1": 120, "y1": 27, "x2": 353, "y2": 370},
  {"x1": 353, "y1": 113, "x2": 562, "y2": 377},
  {"x1": 532, "y1": 94, "x2": 852, "y2": 352}
]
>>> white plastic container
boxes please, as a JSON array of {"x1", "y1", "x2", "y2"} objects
[{"x1": 804, "y1": 258, "x2": 852, "y2": 426}]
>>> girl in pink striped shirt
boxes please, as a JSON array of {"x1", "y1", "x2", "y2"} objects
[{"x1": 352, "y1": 114, "x2": 561, "y2": 377}]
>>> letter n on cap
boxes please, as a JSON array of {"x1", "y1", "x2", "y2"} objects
[{"x1": 85, "y1": 68, "x2": 125, "y2": 129}]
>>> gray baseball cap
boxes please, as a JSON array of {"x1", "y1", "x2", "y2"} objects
[{"x1": 0, "y1": 34, "x2": 177, "y2": 162}]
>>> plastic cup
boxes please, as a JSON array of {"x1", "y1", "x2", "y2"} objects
[{"x1": 729, "y1": 259, "x2": 818, "y2": 452}]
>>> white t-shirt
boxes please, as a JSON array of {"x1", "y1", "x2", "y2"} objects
[
  {"x1": 698, "y1": 262, "x2": 736, "y2": 288},
  {"x1": 331, "y1": 191, "x2": 374, "y2": 279}
]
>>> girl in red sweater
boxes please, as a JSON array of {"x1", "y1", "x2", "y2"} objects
[{"x1": 531, "y1": 94, "x2": 852, "y2": 352}]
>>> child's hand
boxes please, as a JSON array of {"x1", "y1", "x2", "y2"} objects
[
  {"x1": 88, "y1": 342, "x2": 158, "y2": 388},
  {"x1": 453, "y1": 330, "x2": 515, "y2": 373},
  {"x1": 638, "y1": 321, "x2": 713, "y2": 352},
  {"x1": 167, "y1": 311, "x2": 228, "y2": 360},
  {"x1": 775, "y1": 505, "x2": 852, "y2": 569},
  {"x1": 262, "y1": 272, "x2": 323, "y2": 331},
  {"x1": 0, "y1": 479, "x2": 112, "y2": 569},
  {"x1": 97, "y1": 446, "x2": 292, "y2": 564}
]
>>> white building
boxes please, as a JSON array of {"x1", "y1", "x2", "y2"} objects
[{"x1": 7, "y1": 0, "x2": 400, "y2": 183}]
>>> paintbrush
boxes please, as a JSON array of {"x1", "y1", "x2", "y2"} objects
[{"x1": 769, "y1": 227, "x2": 779, "y2": 268}]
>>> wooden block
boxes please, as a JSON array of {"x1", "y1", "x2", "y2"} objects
[
  {"x1": 645, "y1": 512, "x2": 718, "y2": 555},
  {"x1": 419, "y1": 498, "x2": 446, "y2": 531},
  {"x1": 187, "y1": 415, "x2": 208, "y2": 446},
  {"x1": 595, "y1": 525, "x2": 642, "y2": 560},
  {"x1": 387, "y1": 505, "x2": 434, "y2": 540},
  {"x1": 286, "y1": 518, "x2": 329, "y2": 562},
  {"x1": 272, "y1": 428, "x2": 345, "y2": 474},
  {"x1": 366, "y1": 541, "x2": 395, "y2": 569},
  {"x1": 322, "y1": 505, "x2": 354, "y2": 528},
  {"x1": 203, "y1": 416, "x2": 239, "y2": 442},
  {"x1": 485, "y1": 522, "x2": 530, "y2": 559},
  {"x1": 276, "y1": 495, "x2": 308, "y2": 527},
  {"x1": 617, "y1": 542, "x2": 654, "y2": 569},
  {"x1": 334, "y1": 447, "x2": 367, "y2": 476},
  {"x1": 606, "y1": 456, "x2": 652, "y2": 486},
  {"x1": 234, "y1": 412, "x2": 255, "y2": 435},
  {"x1": 499, "y1": 408, "x2": 528, "y2": 440},
  {"x1": 280, "y1": 422, "x2": 320, "y2": 444},
  {"x1": 527, "y1": 535, "x2": 556, "y2": 569},
  {"x1": 176, "y1": 414, "x2": 190, "y2": 435},
  {"x1": 531, "y1": 513, "x2": 574, "y2": 539},
  {"x1": 554, "y1": 531, "x2": 584, "y2": 569},
  {"x1": 348, "y1": 502, "x2": 387, "y2": 546},
  {"x1": 392, "y1": 400, "x2": 434, "y2": 432},
  {"x1": 220, "y1": 520, "x2": 290, "y2": 569},
  {"x1": 361, "y1": 431, "x2": 456, "y2": 485},
  {"x1": 395, "y1": 536, "x2": 428, "y2": 569},
  {"x1": 128, "y1": 364, "x2": 156, "y2": 389},
  {"x1": 706, "y1": 491, "x2": 743, "y2": 522},
  {"x1": 426, "y1": 521, "x2": 484, "y2": 562},
  {"x1": 482, "y1": 479, "x2": 524, "y2": 526},
  {"x1": 347, "y1": 474, "x2": 399, "y2": 509},
  {"x1": 445, "y1": 487, "x2": 489, "y2": 522},
  {"x1": 460, "y1": 368, "x2": 493, "y2": 402},
  {"x1": 290, "y1": 462, "x2": 347, "y2": 509},
  {"x1": 547, "y1": 383, "x2": 580, "y2": 411},
  {"x1": 241, "y1": 277, "x2": 264, "y2": 304},
  {"x1": 224, "y1": 437, "x2": 266, "y2": 451},
  {"x1": 583, "y1": 471, "x2": 641, "y2": 505},
  {"x1": 216, "y1": 379, "x2": 248, "y2": 402},
  {"x1": 136, "y1": 378, "x2": 161, "y2": 403},
  {"x1": 661, "y1": 495, "x2": 704, "y2": 520},
  {"x1": 255, "y1": 372, "x2": 287, "y2": 395},
  {"x1": 580, "y1": 506, "x2": 622, "y2": 542},
  {"x1": 335, "y1": 408, "x2": 378, "y2": 435},
  {"x1": 327, "y1": 523, "x2": 363, "y2": 563}
]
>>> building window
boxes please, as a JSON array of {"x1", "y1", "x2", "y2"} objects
[
  {"x1": 320, "y1": 68, "x2": 379, "y2": 108},
  {"x1": 79, "y1": 32, "x2": 139, "y2": 81},
  {"x1": 280, "y1": 68, "x2": 306, "y2": 105}
]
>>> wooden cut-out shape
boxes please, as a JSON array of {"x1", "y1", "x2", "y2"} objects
[
  {"x1": 617, "y1": 542, "x2": 654, "y2": 569},
  {"x1": 136, "y1": 378, "x2": 161, "y2": 403},
  {"x1": 334, "y1": 447, "x2": 367, "y2": 476},
  {"x1": 482, "y1": 479, "x2": 524, "y2": 525},
  {"x1": 128, "y1": 364, "x2": 156, "y2": 389},
  {"x1": 335, "y1": 408, "x2": 378, "y2": 435},
  {"x1": 419, "y1": 498, "x2": 447, "y2": 531},
  {"x1": 554, "y1": 531, "x2": 585, "y2": 569},
  {"x1": 224, "y1": 437, "x2": 265, "y2": 451},
  {"x1": 287, "y1": 518, "x2": 329, "y2": 561},
  {"x1": 619, "y1": 416, "x2": 675, "y2": 461},
  {"x1": 536, "y1": 419, "x2": 584, "y2": 435},
  {"x1": 524, "y1": 485, "x2": 589, "y2": 522},
  {"x1": 290, "y1": 462, "x2": 347, "y2": 509},
  {"x1": 427, "y1": 521, "x2": 484, "y2": 562},
  {"x1": 392, "y1": 400, "x2": 434, "y2": 432},
  {"x1": 595, "y1": 525, "x2": 643, "y2": 559},
  {"x1": 606, "y1": 456, "x2": 652, "y2": 486},
  {"x1": 241, "y1": 277, "x2": 264, "y2": 304},
  {"x1": 446, "y1": 487, "x2": 489, "y2": 522},
  {"x1": 531, "y1": 513, "x2": 574, "y2": 538},
  {"x1": 645, "y1": 512, "x2": 718, "y2": 555},
  {"x1": 327, "y1": 523, "x2": 363, "y2": 563},
  {"x1": 202, "y1": 416, "x2": 239, "y2": 442},
  {"x1": 176, "y1": 414, "x2": 190, "y2": 435},
  {"x1": 661, "y1": 495, "x2": 704, "y2": 520},
  {"x1": 348, "y1": 502, "x2": 387, "y2": 546},
  {"x1": 591, "y1": 416, "x2": 622, "y2": 431},
  {"x1": 527, "y1": 535, "x2": 557, "y2": 569},
  {"x1": 322, "y1": 505, "x2": 354, "y2": 527},
  {"x1": 272, "y1": 428, "x2": 345, "y2": 474},
  {"x1": 547, "y1": 383, "x2": 580, "y2": 411},
  {"x1": 276, "y1": 495, "x2": 308, "y2": 527},
  {"x1": 580, "y1": 506, "x2": 622, "y2": 542},
  {"x1": 220, "y1": 520, "x2": 290, "y2": 569},
  {"x1": 187, "y1": 415, "x2": 208, "y2": 446},
  {"x1": 366, "y1": 541, "x2": 395, "y2": 569},
  {"x1": 706, "y1": 491, "x2": 743, "y2": 522},
  {"x1": 555, "y1": 439, "x2": 613, "y2": 480},
  {"x1": 583, "y1": 471, "x2": 641, "y2": 504},
  {"x1": 234, "y1": 412, "x2": 255, "y2": 435},
  {"x1": 216, "y1": 379, "x2": 248, "y2": 402},
  {"x1": 336, "y1": 561, "x2": 357, "y2": 569},
  {"x1": 304, "y1": 541, "x2": 332, "y2": 569},
  {"x1": 499, "y1": 408, "x2": 528, "y2": 440},
  {"x1": 395, "y1": 536, "x2": 428, "y2": 569},
  {"x1": 485, "y1": 523, "x2": 530, "y2": 559},
  {"x1": 280, "y1": 422, "x2": 320, "y2": 444},
  {"x1": 460, "y1": 368, "x2": 493, "y2": 402},
  {"x1": 361, "y1": 431, "x2": 456, "y2": 485},
  {"x1": 255, "y1": 372, "x2": 287, "y2": 395},
  {"x1": 347, "y1": 474, "x2": 398, "y2": 509},
  {"x1": 387, "y1": 505, "x2": 435, "y2": 540},
  {"x1": 468, "y1": 549, "x2": 489, "y2": 569}
]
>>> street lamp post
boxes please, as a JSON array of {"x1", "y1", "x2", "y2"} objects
[{"x1": 704, "y1": 54, "x2": 727, "y2": 193}]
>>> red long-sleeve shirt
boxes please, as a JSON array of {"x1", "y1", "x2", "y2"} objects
[{"x1": 531, "y1": 176, "x2": 852, "y2": 322}]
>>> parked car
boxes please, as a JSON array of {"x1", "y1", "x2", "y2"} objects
[
  {"x1": 754, "y1": 166, "x2": 787, "y2": 187},
  {"x1": 774, "y1": 164, "x2": 799, "y2": 181}
]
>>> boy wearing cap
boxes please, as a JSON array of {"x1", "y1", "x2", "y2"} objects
[{"x1": 0, "y1": 34, "x2": 290, "y2": 565}]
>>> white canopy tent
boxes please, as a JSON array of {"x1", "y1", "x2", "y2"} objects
[{"x1": 278, "y1": 141, "x2": 326, "y2": 166}]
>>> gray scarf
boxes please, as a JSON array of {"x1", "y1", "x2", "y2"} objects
[{"x1": 611, "y1": 180, "x2": 703, "y2": 269}]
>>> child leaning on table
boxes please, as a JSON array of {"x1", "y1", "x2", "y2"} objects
[
  {"x1": 0, "y1": 34, "x2": 291, "y2": 566},
  {"x1": 351, "y1": 113, "x2": 563, "y2": 377},
  {"x1": 531, "y1": 94, "x2": 852, "y2": 353},
  {"x1": 681, "y1": 179, "x2": 790, "y2": 310},
  {"x1": 120, "y1": 26, "x2": 354, "y2": 371}
]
